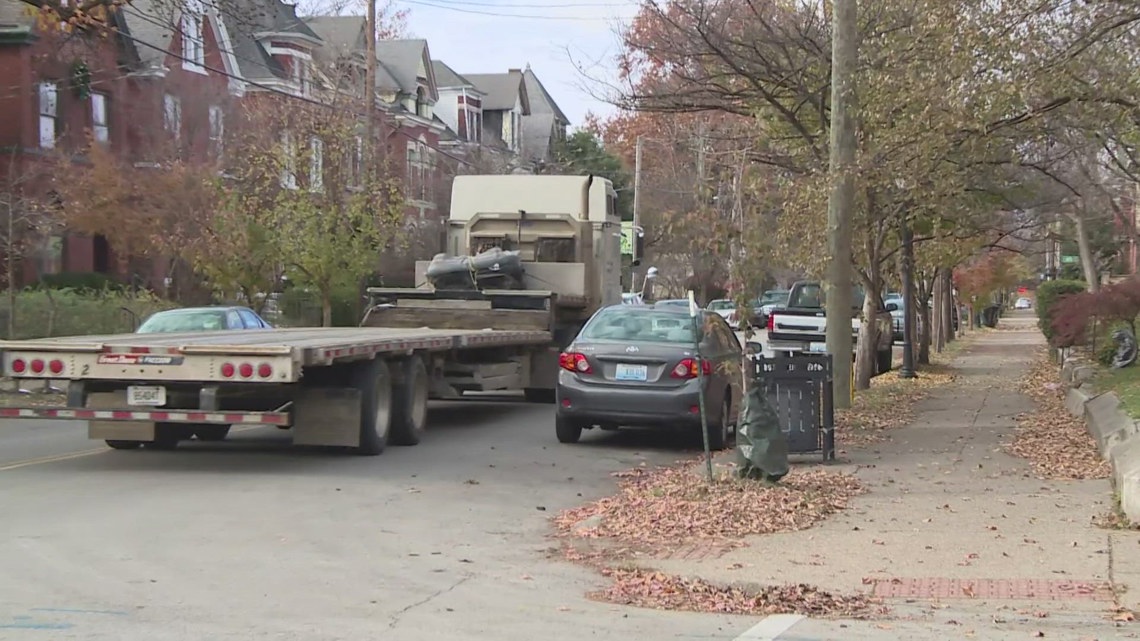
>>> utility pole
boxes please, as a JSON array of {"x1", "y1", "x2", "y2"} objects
[
  {"x1": 631, "y1": 135, "x2": 643, "y2": 293},
  {"x1": 899, "y1": 210, "x2": 917, "y2": 378},
  {"x1": 826, "y1": 0, "x2": 856, "y2": 409},
  {"x1": 364, "y1": 0, "x2": 377, "y2": 160}
]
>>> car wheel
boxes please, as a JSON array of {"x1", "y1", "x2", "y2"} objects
[
  {"x1": 555, "y1": 415, "x2": 582, "y2": 444},
  {"x1": 706, "y1": 396, "x2": 730, "y2": 451}
]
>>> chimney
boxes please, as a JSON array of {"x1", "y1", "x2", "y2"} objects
[{"x1": 508, "y1": 68, "x2": 521, "y2": 73}]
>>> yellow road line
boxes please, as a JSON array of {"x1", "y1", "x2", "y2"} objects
[{"x1": 0, "y1": 447, "x2": 109, "y2": 472}]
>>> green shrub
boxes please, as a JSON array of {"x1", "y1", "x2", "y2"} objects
[
  {"x1": 0, "y1": 289, "x2": 177, "y2": 339},
  {"x1": 276, "y1": 285, "x2": 363, "y2": 327},
  {"x1": 1036, "y1": 279, "x2": 1086, "y2": 343},
  {"x1": 33, "y1": 272, "x2": 125, "y2": 293}
]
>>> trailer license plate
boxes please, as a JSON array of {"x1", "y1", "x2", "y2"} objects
[
  {"x1": 615, "y1": 364, "x2": 648, "y2": 381},
  {"x1": 808, "y1": 342, "x2": 828, "y2": 353},
  {"x1": 127, "y1": 386, "x2": 166, "y2": 406}
]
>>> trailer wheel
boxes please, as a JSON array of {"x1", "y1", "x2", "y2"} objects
[
  {"x1": 193, "y1": 425, "x2": 231, "y2": 442},
  {"x1": 352, "y1": 358, "x2": 392, "y2": 456},
  {"x1": 145, "y1": 423, "x2": 190, "y2": 450},
  {"x1": 105, "y1": 440, "x2": 143, "y2": 450},
  {"x1": 390, "y1": 357, "x2": 428, "y2": 446},
  {"x1": 523, "y1": 388, "x2": 556, "y2": 404}
]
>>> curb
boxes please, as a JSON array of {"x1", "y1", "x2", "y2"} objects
[{"x1": 1059, "y1": 350, "x2": 1140, "y2": 521}]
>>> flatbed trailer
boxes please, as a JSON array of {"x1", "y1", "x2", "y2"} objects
[{"x1": 0, "y1": 326, "x2": 550, "y2": 455}]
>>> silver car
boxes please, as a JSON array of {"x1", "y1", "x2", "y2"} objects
[{"x1": 554, "y1": 304, "x2": 742, "y2": 450}]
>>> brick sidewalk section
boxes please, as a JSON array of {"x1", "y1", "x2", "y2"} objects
[{"x1": 635, "y1": 313, "x2": 1140, "y2": 634}]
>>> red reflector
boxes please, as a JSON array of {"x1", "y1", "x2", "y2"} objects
[
  {"x1": 257, "y1": 363, "x2": 272, "y2": 378},
  {"x1": 220, "y1": 363, "x2": 235, "y2": 378},
  {"x1": 238, "y1": 363, "x2": 254, "y2": 378},
  {"x1": 30, "y1": 359, "x2": 44, "y2": 374},
  {"x1": 561, "y1": 398, "x2": 571, "y2": 408},
  {"x1": 11, "y1": 359, "x2": 25, "y2": 374},
  {"x1": 48, "y1": 359, "x2": 64, "y2": 375},
  {"x1": 689, "y1": 405, "x2": 700, "y2": 414}
]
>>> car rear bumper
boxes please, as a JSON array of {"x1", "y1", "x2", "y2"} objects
[{"x1": 556, "y1": 373, "x2": 705, "y2": 428}]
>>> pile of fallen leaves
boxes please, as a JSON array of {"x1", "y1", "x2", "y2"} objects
[
  {"x1": 836, "y1": 367, "x2": 957, "y2": 446},
  {"x1": 553, "y1": 463, "x2": 864, "y2": 551},
  {"x1": 1005, "y1": 350, "x2": 1111, "y2": 480},
  {"x1": 592, "y1": 568, "x2": 882, "y2": 618}
]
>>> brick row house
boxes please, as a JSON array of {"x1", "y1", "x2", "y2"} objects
[{"x1": 0, "y1": 0, "x2": 571, "y2": 292}]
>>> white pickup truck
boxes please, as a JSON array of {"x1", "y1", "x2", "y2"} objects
[{"x1": 764, "y1": 280, "x2": 894, "y2": 375}]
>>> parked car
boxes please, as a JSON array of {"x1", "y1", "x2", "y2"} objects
[
  {"x1": 755, "y1": 289, "x2": 790, "y2": 327},
  {"x1": 554, "y1": 303, "x2": 742, "y2": 450},
  {"x1": 654, "y1": 298, "x2": 692, "y2": 309},
  {"x1": 707, "y1": 299, "x2": 739, "y2": 329},
  {"x1": 136, "y1": 306, "x2": 273, "y2": 334},
  {"x1": 1015, "y1": 297, "x2": 1032, "y2": 310}
]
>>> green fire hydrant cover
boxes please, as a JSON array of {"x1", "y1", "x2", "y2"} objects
[{"x1": 735, "y1": 382, "x2": 790, "y2": 482}]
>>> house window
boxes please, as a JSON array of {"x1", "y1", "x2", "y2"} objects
[
  {"x1": 422, "y1": 146, "x2": 435, "y2": 204},
  {"x1": 406, "y1": 142, "x2": 421, "y2": 201},
  {"x1": 181, "y1": 0, "x2": 205, "y2": 71},
  {"x1": 164, "y1": 94, "x2": 181, "y2": 139},
  {"x1": 309, "y1": 137, "x2": 323, "y2": 192},
  {"x1": 474, "y1": 111, "x2": 482, "y2": 143},
  {"x1": 91, "y1": 93, "x2": 109, "y2": 144},
  {"x1": 291, "y1": 58, "x2": 311, "y2": 96},
  {"x1": 208, "y1": 105, "x2": 224, "y2": 157},
  {"x1": 415, "y1": 87, "x2": 428, "y2": 118},
  {"x1": 280, "y1": 131, "x2": 297, "y2": 189},
  {"x1": 38, "y1": 82, "x2": 58, "y2": 149}
]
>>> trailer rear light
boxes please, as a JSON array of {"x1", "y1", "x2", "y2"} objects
[
  {"x1": 671, "y1": 358, "x2": 712, "y2": 379},
  {"x1": 238, "y1": 363, "x2": 254, "y2": 378},
  {"x1": 767, "y1": 313, "x2": 775, "y2": 332},
  {"x1": 220, "y1": 362, "x2": 236, "y2": 378},
  {"x1": 10, "y1": 358, "x2": 25, "y2": 374},
  {"x1": 257, "y1": 363, "x2": 273, "y2": 378},
  {"x1": 559, "y1": 352, "x2": 592, "y2": 373},
  {"x1": 30, "y1": 359, "x2": 44, "y2": 374},
  {"x1": 48, "y1": 359, "x2": 64, "y2": 375}
]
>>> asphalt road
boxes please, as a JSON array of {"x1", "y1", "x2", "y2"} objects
[{"x1": 0, "y1": 397, "x2": 755, "y2": 641}]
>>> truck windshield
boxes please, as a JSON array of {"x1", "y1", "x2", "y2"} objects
[{"x1": 789, "y1": 284, "x2": 865, "y2": 309}]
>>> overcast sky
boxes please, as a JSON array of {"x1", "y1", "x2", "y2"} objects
[{"x1": 397, "y1": 0, "x2": 639, "y2": 127}]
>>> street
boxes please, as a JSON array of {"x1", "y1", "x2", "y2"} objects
[{"x1": 0, "y1": 398, "x2": 751, "y2": 640}]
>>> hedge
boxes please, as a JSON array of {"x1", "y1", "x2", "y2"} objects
[
  {"x1": 1035, "y1": 279, "x2": 1086, "y2": 344},
  {"x1": 0, "y1": 289, "x2": 177, "y2": 340}
]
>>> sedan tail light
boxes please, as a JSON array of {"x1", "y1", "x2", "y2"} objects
[
  {"x1": 671, "y1": 358, "x2": 712, "y2": 379},
  {"x1": 559, "y1": 352, "x2": 592, "y2": 374}
]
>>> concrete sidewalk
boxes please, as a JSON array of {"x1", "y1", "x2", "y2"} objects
[{"x1": 647, "y1": 314, "x2": 1140, "y2": 639}]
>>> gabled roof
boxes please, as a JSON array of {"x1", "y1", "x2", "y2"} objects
[
  {"x1": 222, "y1": 0, "x2": 323, "y2": 83},
  {"x1": 375, "y1": 38, "x2": 437, "y2": 102},
  {"x1": 304, "y1": 16, "x2": 400, "y2": 92},
  {"x1": 522, "y1": 66, "x2": 569, "y2": 124},
  {"x1": 521, "y1": 113, "x2": 558, "y2": 161},
  {"x1": 462, "y1": 70, "x2": 530, "y2": 113},
  {"x1": 431, "y1": 59, "x2": 476, "y2": 90}
]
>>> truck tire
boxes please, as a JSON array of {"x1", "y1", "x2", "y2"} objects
[
  {"x1": 555, "y1": 415, "x2": 582, "y2": 443},
  {"x1": 876, "y1": 347, "x2": 893, "y2": 375},
  {"x1": 390, "y1": 357, "x2": 428, "y2": 446},
  {"x1": 352, "y1": 358, "x2": 392, "y2": 456},
  {"x1": 193, "y1": 425, "x2": 231, "y2": 442},
  {"x1": 523, "y1": 388, "x2": 555, "y2": 404},
  {"x1": 145, "y1": 423, "x2": 190, "y2": 450},
  {"x1": 105, "y1": 440, "x2": 143, "y2": 450}
]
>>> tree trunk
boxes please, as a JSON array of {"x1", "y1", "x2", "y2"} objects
[
  {"x1": 918, "y1": 302, "x2": 932, "y2": 364},
  {"x1": 1072, "y1": 214, "x2": 1100, "y2": 292},
  {"x1": 854, "y1": 288, "x2": 878, "y2": 390},
  {"x1": 942, "y1": 270, "x2": 955, "y2": 342},
  {"x1": 321, "y1": 290, "x2": 333, "y2": 327},
  {"x1": 932, "y1": 269, "x2": 945, "y2": 353}
]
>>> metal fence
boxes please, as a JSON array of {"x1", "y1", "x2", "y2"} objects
[{"x1": 751, "y1": 353, "x2": 836, "y2": 461}]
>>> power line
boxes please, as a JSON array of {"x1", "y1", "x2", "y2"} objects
[{"x1": 421, "y1": 0, "x2": 629, "y2": 7}]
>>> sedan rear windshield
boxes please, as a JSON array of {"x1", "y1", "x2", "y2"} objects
[{"x1": 581, "y1": 308, "x2": 700, "y2": 343}]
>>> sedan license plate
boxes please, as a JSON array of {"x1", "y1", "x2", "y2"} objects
[
  {"x1": 127, "y1": 385, "x2": 166, "y2": 406},
  {"x1": 614, "y1": 363, "x2": 648, "y2": 381},
  {"x1": 807, "y1": 342, "x2": 828, "y2": 353}
]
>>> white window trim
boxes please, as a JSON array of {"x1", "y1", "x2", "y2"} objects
[
  {"x1": 38, "y1": 82, "x2": 57, "y2": 149},
  {"x1": 309, "y1": 136, "x2": 323, "y2": 193},
  {"x1": 164, "y1": 94, "x2": 181, "y2": 140},
  {"x1": 280, "y1": 131, "x2": 297, "y2": 190},
  {"x1": 208, "y1": 105, "x2": 224, "y2": 157},
  {"x1": 181, "y1": 0, "x2": 207, "y2": 74},
  {"x1": 91, "y1": 92, "x2": 109, "y2": 145}
]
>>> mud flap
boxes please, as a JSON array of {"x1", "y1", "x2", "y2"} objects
[
  {"x1": 292, "y1": 387, "x2": 362, "y2": 448},
  {"x1": 86, "y1": 391, "x2": 156, "y2": 441}
]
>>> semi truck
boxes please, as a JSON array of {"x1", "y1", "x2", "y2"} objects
[{"x1": 0, "y1": 174, "x2": 634, "y2": 455}]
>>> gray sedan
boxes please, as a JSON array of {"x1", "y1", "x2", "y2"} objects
[{"x1": 554, "y1": 304, "x2": 742, "y2": 450}]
